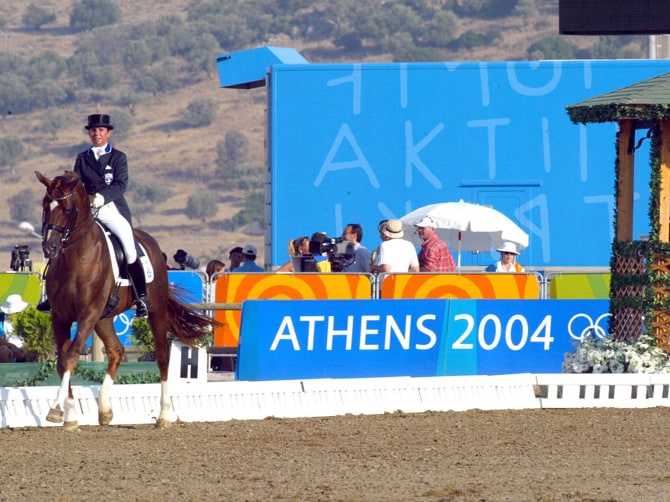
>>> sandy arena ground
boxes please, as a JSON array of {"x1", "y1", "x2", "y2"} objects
[{"x1": 1, "y1": 407, "x2": 669, "y2": 501}]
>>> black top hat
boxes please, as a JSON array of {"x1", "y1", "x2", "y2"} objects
[{"x1": 85, "y1": 114, "x2": 114, "y2": 130}]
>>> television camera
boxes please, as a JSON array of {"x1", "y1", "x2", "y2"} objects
[
  {"x1": 306, "y1": 233, "x2": 355, "y2": 272},
  {"x1": 10, "y1": 244, "x2": 32, "y2": 272}
]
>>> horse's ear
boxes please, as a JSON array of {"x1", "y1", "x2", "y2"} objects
[{"x1": 35, "y1": 171, "x2": 52, "y2": 188}]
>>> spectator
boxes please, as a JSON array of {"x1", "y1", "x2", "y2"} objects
[
  {"x1": 0, "y1": 294, "x2": 28, "y2": 348},
  {"x1": 414, "y1": 216, "x2": 456, "y2": 272},
  {"x1": 277, "y1": 236, "x2": 309, "y2": 272},
  {"x1": 205, "y1": 259, "x2": 225, "y2": 280},
  {"x1": 369, "y1": 219, "x2": 388, "y2": 269},
  {"x1": 225, "y1": 246, "x2": 243, "y2": 272},
  {"x1": 341, "y1": 223, "x2": 371, "y2": 273},
  {"x1": 233, "y1": 244, "x2": 264, "y2": 272},
  {"x1": 369, "y1": 219, "x2": 419, "y2": 273},
  {"x1": 485, "y1": 241, "x2": 525, "y2": 272}
]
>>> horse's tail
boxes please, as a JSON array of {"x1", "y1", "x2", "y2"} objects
[{"x1": 166, "y1": 285, "x2": 220, "y2": 344}]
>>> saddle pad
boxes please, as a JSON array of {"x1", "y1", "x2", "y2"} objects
[{"x1": 99, "y1": 223, "x2": 155, "y2": 285}]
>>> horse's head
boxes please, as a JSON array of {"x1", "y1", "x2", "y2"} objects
[{"x1": 35, "y1": 170, "x2": 92, "y2": 258}]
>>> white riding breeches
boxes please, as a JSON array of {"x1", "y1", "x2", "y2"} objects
[{"x1": 96, "y1": 202, "x2": 137, "y2": 263}]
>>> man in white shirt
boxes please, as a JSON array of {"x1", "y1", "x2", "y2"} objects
[{"x1": 370, "y1": 219, "x2": 419, "y2": 273}]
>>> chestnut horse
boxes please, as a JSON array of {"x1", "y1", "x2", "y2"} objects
[{"x1": 36, "y1": 170, "x2": 216, "y2": 430}]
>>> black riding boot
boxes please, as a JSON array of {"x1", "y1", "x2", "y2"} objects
[
  {"x1": 36, "y1": 298, "x2": 51, "y2": 313},
  {"x1": 128, "y1": 259, "x2": 149, "y2": 318}
]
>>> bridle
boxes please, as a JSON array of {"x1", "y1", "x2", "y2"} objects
[{"x1": 42, "y1": 181, "x2": 96, "y2": 254}]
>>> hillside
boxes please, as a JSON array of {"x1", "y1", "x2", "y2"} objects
[{"x1": 0, "y1": 0, "x2": 592, "y2": 269}]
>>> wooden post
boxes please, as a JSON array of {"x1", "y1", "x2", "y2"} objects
[
  {"x1": 659, "y1": 120, "x2": 670, "y2": 242},
  {"x1": 616, "y1": 119, "x2": 635, "y2": 242}
]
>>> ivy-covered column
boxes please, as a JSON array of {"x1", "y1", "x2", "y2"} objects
[{"x1": 649, "y1": 121, "x2": 670, "y2": 352}]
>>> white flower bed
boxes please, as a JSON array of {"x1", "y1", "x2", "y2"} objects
[{"x1": 563, "y1": 334, "x2": 670, "y2": 374}]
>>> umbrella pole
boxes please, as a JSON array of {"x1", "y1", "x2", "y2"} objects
[{"x1": 457, "y1": 232, "x2": 462, "y2": 272}]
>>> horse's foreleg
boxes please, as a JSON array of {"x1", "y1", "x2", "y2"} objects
[
  {"x1": 46, "y1": 370, "x2": 71, "y2": 424},
  {"x1": 95, "y1": 319, "x2": 124, "y2": 426}
]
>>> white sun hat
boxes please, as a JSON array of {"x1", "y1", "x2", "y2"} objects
[{"x1": 1, "y1": 294, "x2": 28, "y2": 314}]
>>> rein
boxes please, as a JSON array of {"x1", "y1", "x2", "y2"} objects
[{"x1": 43, "y1": 186, "x2": 96, "y2": 254}]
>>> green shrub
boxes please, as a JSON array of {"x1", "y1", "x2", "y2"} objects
[{"x1": 12, "y1": 306, "x2": 55, "y2": 362}]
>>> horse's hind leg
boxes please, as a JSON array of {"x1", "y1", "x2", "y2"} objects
[
  {"x1": 94, "y1": 318, "x2": 124, "y2": 426},
  {"x1": 148, "y1": 311, "x2": 174, "y2": 429}
]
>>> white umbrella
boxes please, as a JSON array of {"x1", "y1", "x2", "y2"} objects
[{"x1": 399, "y1": 200, "x2": 529, "y2": 269}]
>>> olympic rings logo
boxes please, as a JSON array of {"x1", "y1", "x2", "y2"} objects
[
  {"x1": 114, "y1": 312, "x2": 133, "y2": 336},
  {"x1": 567, "y1": 312, "x2": 611, "y2": 341}
]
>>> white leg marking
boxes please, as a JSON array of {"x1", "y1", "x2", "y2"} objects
[
  {"x1": 157, "y1": 379, "x2": 175, "y2": 424},
  {"x1": 98, "y1": 373, "x2": 114, "y2": 417},
  {"x1": 64, "y1": 397, "x2": 78, "y2": 423},
  {"x1": 54, "y1": 371, "x2": 72, "y2": 409}
]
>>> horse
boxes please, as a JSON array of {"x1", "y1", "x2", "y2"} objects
[{"x1": 35, "y1": 170, "x2": 217, "y2": 430}]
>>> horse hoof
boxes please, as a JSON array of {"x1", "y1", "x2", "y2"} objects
[
  {"x1": 63, "y1": 421, "x2": 81, "y2": 432},
  {"x1": 155, "y1": 417, "x2": 173, "y2": 429},
  {"x1": 46, "y1": 406, "x2": 64, "y2": 423},
  {"x1": 98, "y1": 410, "x2": 113, "y2": 426}
]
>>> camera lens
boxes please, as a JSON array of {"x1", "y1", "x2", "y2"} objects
[{"x1": 183, "y1": 255, "x2": 200, "y2": 269}]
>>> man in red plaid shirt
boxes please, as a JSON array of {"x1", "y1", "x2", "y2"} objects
[{"x1": 415, "y1": 216, "x2": 456, "y2": 272}]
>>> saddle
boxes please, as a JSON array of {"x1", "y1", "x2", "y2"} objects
[{"x1": 98, "y1": 222, "x2": 154, "y2": 318}]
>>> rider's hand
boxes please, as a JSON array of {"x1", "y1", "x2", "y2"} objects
[{"x1": 90, "y1": 193, "x2": 105, "y2": 208}]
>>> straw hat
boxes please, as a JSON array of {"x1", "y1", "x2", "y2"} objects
[
  {"x1": 382, "y1": 219, "x2": 404, "y2": 239},
  {"x1": 1, "y1": 294, "x2": 28, "y2": 314}
]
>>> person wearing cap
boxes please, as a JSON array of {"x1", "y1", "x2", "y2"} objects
[
  {"x1": 0, "y1": 294, "x2": 28, "y2": 348},
  {"x1": 37, "y1": 114, "x2": 149, "y2": 318},
  {"x1": 485, "y1": 241, "x2": 525, "y2": 272},
  {"x1": 370, "y1": 219, "x2": 419, "y2": 273},
  {"x1": 225, "y1": 246, "x2": 244, "y2": 272},
  {"x1": 414, "y1": 216, "x2": 456, "y2": 272},
  {"x1": 232, "y1": 244, "x2": 264, "y2": 272}
]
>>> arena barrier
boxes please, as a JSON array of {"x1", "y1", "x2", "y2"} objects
[{"x1": 2, "y1": 373, "x2": 669, "y2": 428}]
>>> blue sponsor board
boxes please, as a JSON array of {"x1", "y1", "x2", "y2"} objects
[{"x1": 236, "y1": 299, "x2": 609, "y2": 380}]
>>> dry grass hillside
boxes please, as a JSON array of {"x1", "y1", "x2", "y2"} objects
[{"x1": 0, "y1": 0, "x2": 579, "y2": 269}]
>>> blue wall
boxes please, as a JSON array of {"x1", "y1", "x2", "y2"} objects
[{"x1": 264, "y1": 58, "x2": 670, "y2": 268}]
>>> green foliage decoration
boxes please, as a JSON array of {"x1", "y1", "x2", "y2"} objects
[
  {"x1": 129, "y1": 318, "x2": 154, "y2": 356},
  {"x1": 12, "y1": 306, "x2": 55, "y2": 362}
]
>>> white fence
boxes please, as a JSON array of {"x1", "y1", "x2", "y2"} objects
[{"x1": 2, "y1": 372, "x2": 669, "y2": 428}]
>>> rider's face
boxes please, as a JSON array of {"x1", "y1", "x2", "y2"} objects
[{"x1": 89, "y1": 127, "x2": 112, "y2": 147}]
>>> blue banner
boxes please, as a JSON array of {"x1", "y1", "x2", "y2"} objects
[{"x1": 236, "y1": 299, "x2": 610, "y2": 380}]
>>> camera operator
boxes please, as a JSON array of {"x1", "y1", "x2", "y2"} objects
[{"x1": 341, "y1": 223, "x2": 371, "y2": 273}]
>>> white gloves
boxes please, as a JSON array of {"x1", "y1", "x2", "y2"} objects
[{"x1": 90, "y1": 193, "x2": 105, "y2": 208}]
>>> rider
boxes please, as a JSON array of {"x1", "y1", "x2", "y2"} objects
[{"x1": 37, "y1": 114, "x2": 149, "y2": 318}]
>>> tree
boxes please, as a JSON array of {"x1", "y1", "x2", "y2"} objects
[
  {"x1": 35, "y1": 111, "x2": 68, "y2": 139},
  {"x1": 22, "y1": 4, "x2": 56, "y2": 30},
  {"x1": 232, "y1": 191, "x2": 264, "y2": 228},
  {"x1": 185, "y1": 190, "x2": 219, "y2": 222},
  {"x1": 0, "y1": 137, "x2": 28, "y2": 173},
  {"x1": 70, "y1": 0, "x2": 121, "y2": 32},
  {"x1": 216, "y1": 130, "x2": 249, "y2": 173},
  {"x1": 183, "y1": 98, "x2": 218, "y2": 128},
  {"x1": 9, "y1": 188, "x2": 40, "y2": 223}
]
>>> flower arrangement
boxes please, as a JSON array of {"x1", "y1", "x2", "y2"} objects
[{"x1": 563, "y1": 333, "x2": 670, "y2": 374}]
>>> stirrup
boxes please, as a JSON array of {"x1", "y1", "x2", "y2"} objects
[
  {"x1": 36, "y1": 299, "x2": 51, "y2": 313},
  {"x1": 134, "y1": 296, "x2": 149, "y2": 319}
]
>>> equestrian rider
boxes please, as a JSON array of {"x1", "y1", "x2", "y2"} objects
[{"x1": 38, "y1": 114, "x2": 149, "y2": 318}]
